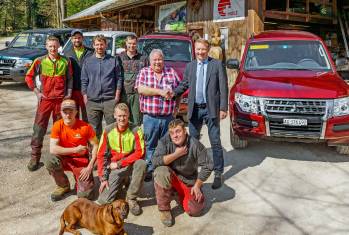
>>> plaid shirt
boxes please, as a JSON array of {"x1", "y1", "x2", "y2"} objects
[{"x1": 135, "y1": 66, "x2": 180, "y2": 116}]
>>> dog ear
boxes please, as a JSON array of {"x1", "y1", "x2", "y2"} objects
[
  {"x1": 112, "y1": 201, "x2": 124, "y2": 226},
  {"x1": 104, "y1": 204, "x2": 115, "y2": 224}
]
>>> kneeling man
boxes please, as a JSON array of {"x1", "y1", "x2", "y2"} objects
[
  {"x1": 97, "y1": 103, "x2": 147, "y2": 216},
  {"x1": 45, "y1": 99, "x2": 98, "y2": 201},
  {"x1": 152, "y1": 119, "x2": 213, "y2": 226}
]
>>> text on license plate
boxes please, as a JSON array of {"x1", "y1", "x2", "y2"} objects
[{"x1": 283, "y1": 119, "x2": 307, "y2": 126}]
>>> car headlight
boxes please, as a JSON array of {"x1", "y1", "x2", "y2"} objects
[
  {"x1": 235, "y1": 93, "x2": 259, "y2": 114},
  {"x1": 15, "y1": 59, "x2": 32, "y2": 68},
  {"x1": 333, "y1": 97, "x2": 349, "y2": 117}
]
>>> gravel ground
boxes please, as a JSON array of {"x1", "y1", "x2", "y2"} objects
[{"x1": 1, "y1": 81, "x2": 349, "y2": 235}]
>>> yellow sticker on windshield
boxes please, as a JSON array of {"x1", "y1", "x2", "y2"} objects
[{"x1": 250, "y1": 45, "x2": 269, "y2": 50}]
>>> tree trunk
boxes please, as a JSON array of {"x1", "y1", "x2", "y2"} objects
[
  {"x1": 55, "y1": 0, "x2": 61, "y2": 27},
  {"x1": 26, "y1": 0, "x2": 32, "y2": 28}
]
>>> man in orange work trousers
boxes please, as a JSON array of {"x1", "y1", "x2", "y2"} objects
[
  {"x1": 25, "y1": 35, "x2": 73, "y2": 171},
  {"x1": 45, "y1": 99, "x2": 98, "y2": 201}
]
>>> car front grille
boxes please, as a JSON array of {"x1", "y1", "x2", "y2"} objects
[
  {"x1": 0, "y1": 58, "x2": 16, "y2": 67},
  {"x1": 262, "y1": 98, "x2": 328, "y2": 139},
  {"x1": 264, "y1": 99, "x2": 326, "y2": 116},
  {"x1": 0, "y1": 68, "x2": 10, "y2": 75}
]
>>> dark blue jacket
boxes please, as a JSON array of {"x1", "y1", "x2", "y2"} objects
[
  {"x1": 64, "y1": 47, "x2": 93, "y2": 91},
  {"x1": 81, "y1": 54, "x2": 123, "y2": 102}
]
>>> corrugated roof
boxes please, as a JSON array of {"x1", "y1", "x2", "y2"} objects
[
  {"x1": 101, "y1": 0, "x2": 151, "y2": 12},
  {"x1": 63, "y1": 0, "x2": 118, "y2": 22}
]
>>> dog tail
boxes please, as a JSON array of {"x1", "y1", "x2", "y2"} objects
[{"x1": 59, "y1": 213, "x2": 65, "y2": 235}]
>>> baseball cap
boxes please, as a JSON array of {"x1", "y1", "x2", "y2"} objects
[
  {"x1": 71, "y1": 29, "x2": 83, "y2": 36},
  {"x1": 61, "y1": 99, "x2": 77, "y2": 111}
]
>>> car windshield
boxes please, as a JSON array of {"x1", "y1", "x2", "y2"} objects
[
  {"x1": 63, "y1": 36, "x2": 113, "y2": 54},
  {"x1": 138, "y1": 39, "x2": 192, "y2": 62},
  {"x1": 11, "y1": 33, "x2": 47, "y2": 49},
  {"x1": 244, "y1": 40, "x2": 332, "y2": 71}
]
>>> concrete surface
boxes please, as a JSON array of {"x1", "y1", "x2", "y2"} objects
[{"x1": 1, "y1": 82, "x2": 349, "y2": 235}]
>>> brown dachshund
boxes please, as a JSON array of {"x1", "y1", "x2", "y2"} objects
[{"x1": 59, "y1": 198, "x2": 129, "y2": 235}]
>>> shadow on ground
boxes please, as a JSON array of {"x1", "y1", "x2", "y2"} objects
[{"x1": 0, "y1": 82, "x2": 29, "y2": 91}]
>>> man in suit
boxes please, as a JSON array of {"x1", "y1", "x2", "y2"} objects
[{"x1": 172, "y1": 38, "x2": 228, "y2": 189}]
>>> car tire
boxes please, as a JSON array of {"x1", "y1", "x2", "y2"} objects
[
  {"x1": 230, "y1": 127, "x2": 248, "y2": 149},
  {"x1": 336, "y1": 146, "x2": 349, "y2": 155}
]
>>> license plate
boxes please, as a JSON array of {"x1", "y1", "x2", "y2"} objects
[
  {"x1": 0, "y1": 71, "x2": 3, "y2": 75},
  {"x1": 283, "y1": 119, "x2": 307, "y2": 126}
]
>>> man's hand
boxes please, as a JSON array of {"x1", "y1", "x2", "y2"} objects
[
  {"x1": 79, "y1": 165, "x2": 93, "y2": 181},
  {"x1": 34, "y1": 88, "x2": 46, "y2": 101},
  {"x1": 115, "y1": 90, "x2": 121, "y2": 103},
  {"x1": 110, "y1": 161, "x2": 120, "y2": 170},
  {"x1": 74, "y1": 145, "x2": 87, "y2": 155},
  {"x1": 64, "y1": 89, "x2": 72, "y2": 99},
  {"x1": 174, "y1": 146, "x2": 188, "y2": 158},
  {"x1": 160, "y1": 89, "x2": 172, "y2": 99},
  {"x1": 83, "y1": 94, "x2": 88, "y2": 105},
  {"x1": 99, "y1": 180, "x2": 109, "y2": 193},
  {"x1": 173, "y1": 107, "x2": 179, "y2": 118},
  {"x1": 190, "y1": 184, "x2": 203, "y2": 202},
  {"x1": 220, "y1": 111, "x2": 227, "y2": 120}
]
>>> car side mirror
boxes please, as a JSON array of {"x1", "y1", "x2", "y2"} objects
[
  {"x1": 336, "y1": 57, "x2": 348, "y2": 67},
  {"x1": 5, "y1": 41, "x2": 10, "y2": 47},
  {"x1": 226, "y1": 59, "x2": 239, "y2": 69}
]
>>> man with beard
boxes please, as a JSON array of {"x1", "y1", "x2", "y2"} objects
[
  {"x1": 25, "y1": 36, "x2": 73, "y2": 171},
  {"x1": 64, "y1": 29, "x2": 93, "y2": 121},
  {"x1": 119, "y1": 35, "x2": 148, "y2": 126},
  {"x1": 81, "y1": 34, "x2": 123, "y2": 139}
]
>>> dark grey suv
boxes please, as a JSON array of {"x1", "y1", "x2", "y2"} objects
[{"x1": 0, "y1": 28, "x2": 74, "y2": 84}]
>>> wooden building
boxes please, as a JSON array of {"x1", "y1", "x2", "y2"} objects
[{"x1": 64, "y1": 0, "x2": 345, "y2": 83}]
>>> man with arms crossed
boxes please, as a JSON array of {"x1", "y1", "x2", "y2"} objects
[{"x1": 45, "y1": 99, "x2": 98, "y2": 201}]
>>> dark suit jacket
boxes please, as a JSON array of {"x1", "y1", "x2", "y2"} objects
[{"x1": 174, "y1": 57, "x2": 228, "y2": 119}]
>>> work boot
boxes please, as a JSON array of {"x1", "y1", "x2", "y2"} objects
[
  {"x1": 27, "y1": 158, "x2": 39, "y2": 172},
  {"x1": 128, "y1": 199, "x2": 141, "y2": 216},
  {"x1": 159, "y1": 210, "x2": 173, "y2": 227},
  {"x1": 50, "y1": 185, "x2": 70, "y2": 202},
  {"x1": 212, "y1": 173, "x2": 223, "y2": 190}
]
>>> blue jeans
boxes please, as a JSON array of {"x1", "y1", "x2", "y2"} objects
[
  {"x1": 189, "y1": 107, "x2": 224, "y2": 174},
  {"x1": 143, "y1": 114, "x2": 173, "y2": 172}
]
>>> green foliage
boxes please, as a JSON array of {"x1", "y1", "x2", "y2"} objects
[
  {"x1": 0, "y1": 0, "x2": 101, "y2": 34},
  {"x1": 67, "y1": 0, "x2": 101, "y2": 17}
]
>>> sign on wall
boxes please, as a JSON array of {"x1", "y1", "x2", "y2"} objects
[
  {"x1": 213, "y1": 0, "x2": 245, "y2": 21},
  {"x1": 159, "y1": 1, "x2": 186, "y2": 32}
]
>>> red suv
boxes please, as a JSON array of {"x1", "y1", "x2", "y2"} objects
[
  {"x1": 227, "y1": 30, "x2": 349, "y2": 154},
  {"x1": 137, "y1": 32, "x2": 195, "y2": 121}
]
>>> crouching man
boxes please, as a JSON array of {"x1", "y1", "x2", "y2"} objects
[
  {"x1": 152, "y1": 119, "x2": 213, "y2": 227},
  {"x1": 45, "y1": 99, "x2": 98, "y2": 201},
  {"x1": 97, "y1": 103, "x2": 147, "y2": 216}
]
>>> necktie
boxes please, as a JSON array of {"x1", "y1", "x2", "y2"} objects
[{"x1": 196, "y1": 63, "x2": 205, "y2": 104}]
